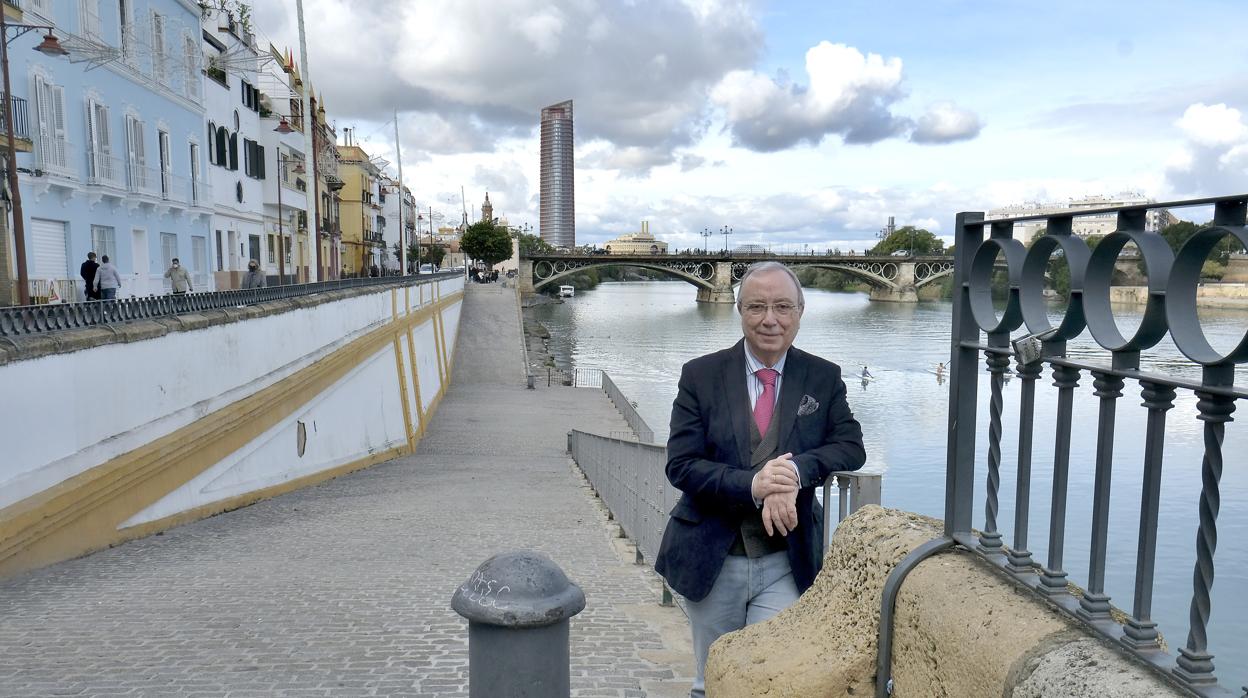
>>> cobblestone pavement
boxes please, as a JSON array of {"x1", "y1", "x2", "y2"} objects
[{"x1": 0, "y1": 283, "x2": 693, "y2": 697}]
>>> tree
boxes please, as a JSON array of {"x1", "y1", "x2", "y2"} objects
[
  {"x1": 421, "y1": 244, "x2": 446, "y2": 268},
  {"x1": 518, "y1": 232, "x2": 555, "y2": 257},
  {"x1": 461, "y1": 222, "x2": 513, "y2": 266},
  {"x1": 869, "y1": 226, "x2": 944, "y2": 256}
]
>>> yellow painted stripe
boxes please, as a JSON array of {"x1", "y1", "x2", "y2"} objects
[
  {"x1": 406, "y1": 325, "x2": 426, "y2": 437},
  {"x1": 0, "y1": 290, "x2": 462, "y2": 578}
]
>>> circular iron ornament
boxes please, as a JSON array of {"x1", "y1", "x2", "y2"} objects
[
  {"x1": 1167, "y1": 225, "x2": 1248, "y2": 365},
  {"x1": 968, "y1": 237, "x2": 1027, "y2": 334},
  {"x1": 534, "y1": 261, "x2": 555, "y2": 280},
  {"x1": 1082, "y1": 230, "x2": 1173, "y2": 352},
  {"x1": 1019, "y1": 235, "x2": 1091, "y2": 340},
  {"x1": 881, "y1": 263, "x2": 898, "y2": 280},
  {"x1": 554, "y1": 261, "x2": 568, "y2": 273},
  {"x1": 698, "y1": 263, "x2": 714, "y2": 281}
]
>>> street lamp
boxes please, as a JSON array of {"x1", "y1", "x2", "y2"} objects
[
  {"x1": 720, "y1": 225, "x2": 732, "y2": 255},
  {"x1": 2, "y1": 15, "x2": 68, "y2": 305},
  {"x1": 700, "y1": 228, "x2": 711, "y2": 254},
  {"x1": 274, "y1": 150, "x2": 305, "y2": 285}
]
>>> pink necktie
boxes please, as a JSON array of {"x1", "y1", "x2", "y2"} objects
[{"x1": 753, "y1": 368, "x2": 779, "y2": 435}]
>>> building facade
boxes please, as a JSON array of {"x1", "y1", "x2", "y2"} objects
[
  {"x1": 11, "y1": 0, "x2": 213, "y2": 301},
  {"x1": 335, "y1": 133, "x2": 384, "y2": 275},
  {"x1": 603, "y1": 220, "x2": 667, "y2": 254},
  {"x1": 987, "y1": 193, "x2": 1178, "y2": 245},
  {"x1": 539, "y1": 100, "x2": 574, "y2": 249}
]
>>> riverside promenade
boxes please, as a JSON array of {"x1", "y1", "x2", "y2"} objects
[{"x1": 0, "y1": 283, "x2": 693, "y2": 697}]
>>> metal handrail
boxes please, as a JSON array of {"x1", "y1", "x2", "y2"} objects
[
  {"x1": 568, "y1": 430, "x2": 882, "y2": 588},
  {"x1": 929, "y1": 193, "x2": 1248, "y2": 697},
  {"x1": 0, "y1": 272, "x2": 458, "y2": 337}
]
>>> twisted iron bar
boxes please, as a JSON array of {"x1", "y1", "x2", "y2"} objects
[
  {"x1": 1175, "y1": 390, "x2": 1236, "y2": 685},
  {"x1": 979, "y1": 349, "x2": 1011, "y2": 554}
]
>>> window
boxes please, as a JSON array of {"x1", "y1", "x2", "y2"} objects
[
  {"x1": 125, "y1": 114, "x2": 147, "y2": 189},
  {"x1": 158, "y1": 130, "x2": 170, "y2": 198},
  {"x1": 151, "y1": 12, "x2": 167, "y2": 84},
  {"x1": 160, "y1": 232, "x2": 177, "y2": 270},
  {"x1": 189, "y1": 143, "x2": 200, "y2": 204},
  {"x1": 248, "y1": 234, "x2": 261, "y2": 266},
  {"x1": 191, "y1": 235, "x2": 207, "y2": 283},
  {"x1": 33, "y1": 75, "x2": 68, "y2": 173},
  {"x1": 183, "y1": 33, "x2": 200, "y2": 101},
  {"x1": 206, "y1": 123, "x2": 215, "y2": 165},
  {"x1": 85, "y1": 99, "x2": 112, "y2": 183},
  {"x1": 215, "y1": 125, "x2": 227, "y2": 167},
  {"x1": 215, "y1": 230, "x2": 224, "y2": 271},
  {"x1": 228, "y1": 132, "x2": 238, "y2": 171},
  {"x1": 243, "y1": 139, "x2": 265, "y2": 179},
  {"x1": 91, "y1": 225, "x2": 117, "y2": 261},
  {"x1": 119, "y1": 0, "x2": 136, "y2": 63},
  {"x1": 79, "y1": 0, "x2": 102, "y2": 39},
  {"x1": 267, "y1": 233, "x2": 276, "y2": 265},
  {"x1": 240, "y1": 81, "x2": 259, "y2": 110}
]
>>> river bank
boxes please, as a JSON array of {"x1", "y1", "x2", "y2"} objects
[{"x1": 520, "y1": 292, "x2": 567, "y2": 373}]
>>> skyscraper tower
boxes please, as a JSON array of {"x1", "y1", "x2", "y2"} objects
[{"x1": 539, "y1": 100, "x2": 575, "y2": 248}]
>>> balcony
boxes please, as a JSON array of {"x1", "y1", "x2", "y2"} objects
[
  {"x1": 3, "y1": 0, "x2": 22, "y2": 22},
  {"x1": 1, "y1": 95, "x2": 32, "y2": 153}
]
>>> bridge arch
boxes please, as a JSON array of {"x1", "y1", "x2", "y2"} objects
[{"x1": 529, "y1": 258, "x2": 717, "y2": 291}]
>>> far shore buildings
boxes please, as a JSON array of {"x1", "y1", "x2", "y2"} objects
[
  {"x1": 604, "y1": 221, "x2": 667, "y2": 254},
  {"x1": 539, "y1": 100, "x2": 574, "y2": 249},
  {"x1": 987, "y1": 193, "x2": 1178, "y2": 245}
]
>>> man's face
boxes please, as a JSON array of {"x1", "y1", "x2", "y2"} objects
[{"x1": 738, "y1": 269, "x2": 803, "y2": 364}]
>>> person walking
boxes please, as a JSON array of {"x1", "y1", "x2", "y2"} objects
[
  {"x1": 80, "y1": 252, "x2": 100, "y2": 301},
  {"x1": 654, "y1": 261, "x2": 866, "y2": 698},
  {"x1": 241, "y1": 260, "x2": 266, "y2": 289},
  {"x1": 164, "y1": 258, "x2": 193, "y2": 294},
  {"x1": 94, "y1": 255, "x2": 122, "y2": 300}
]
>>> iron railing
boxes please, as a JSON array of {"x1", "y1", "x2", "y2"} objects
[
  {"x1": 0, "y1": 94, "x2": 29, "y2": 141},
  {"x1": 945, "y1": 194, "x2": 1248, "y2": 696},
  {"x1": 600, "y1": 371, "x2": 655, "y2": 443},
  {"x1": 568, "y1": 430, "x2": 882, "y2": 594},
  {"x1": 0, "y1": 272, "x2": 459, "y2": 337}
]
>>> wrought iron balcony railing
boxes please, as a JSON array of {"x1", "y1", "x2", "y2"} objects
[{"x1": 0, "y1": 94, "x2": 28, "y2": 143}]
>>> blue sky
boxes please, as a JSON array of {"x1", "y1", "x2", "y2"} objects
[{"x1": 257, "y1": 0, "x2": 1248, "y2": 251}]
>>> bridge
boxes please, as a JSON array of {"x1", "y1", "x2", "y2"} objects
[{"x1": 519, "y1": 253, "x2": 956, "y2": 302}]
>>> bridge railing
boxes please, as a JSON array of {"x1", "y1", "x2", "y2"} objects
[
  {"x1": 0, "y1": 273, "x2": 459, "y2": 338},
  {"x1": 568, "y1": 429, "x2": 882, "y2": 599},
  {"x1": 946, "y1": 194, "x2": 1248, "y2": 695}
]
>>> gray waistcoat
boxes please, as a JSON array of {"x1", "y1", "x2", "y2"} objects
[{"x1": 729, "y1": 410, "x2": 788, "y2": 557}]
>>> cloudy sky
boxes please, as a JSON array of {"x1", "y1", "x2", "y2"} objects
[{"x1": 254, "y1": 0, "x2": 1248, "y2": 252}]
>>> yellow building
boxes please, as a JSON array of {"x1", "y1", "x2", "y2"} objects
[
  {"x1": 604, "y1": 221, "x2": 668, "y2": 255},
  {"x1": 335, "y1": 134, "x2": 385, "y2": 275}
]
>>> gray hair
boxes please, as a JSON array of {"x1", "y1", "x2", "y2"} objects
[{"x1": 736, "y1": 261, "x2": 804, "y2": 308}]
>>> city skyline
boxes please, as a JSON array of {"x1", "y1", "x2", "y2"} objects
[{"x1": 254, "y1": 1, "x2": 1248, "y2": 252}]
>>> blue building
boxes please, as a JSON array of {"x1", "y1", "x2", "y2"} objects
[{"x1": 10, "y1": 0, "x2": 212, "y2": 300}]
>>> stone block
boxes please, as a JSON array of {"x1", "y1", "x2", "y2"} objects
[{"x1": 706, "y1": 506, "x2": 1183, "y2": 697}]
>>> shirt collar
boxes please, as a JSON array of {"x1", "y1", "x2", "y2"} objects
[{"x1": 744, "y1": 343, "x2": 786, "y2": 375}]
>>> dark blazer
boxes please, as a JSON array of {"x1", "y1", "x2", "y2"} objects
[{"x1": 654, "y1": 339, "x2": 866, "y2": 602}]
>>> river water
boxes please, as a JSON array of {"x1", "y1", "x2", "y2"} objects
[{"x1": 532, "y1": 279, "x2": 1248, "y2": 689}]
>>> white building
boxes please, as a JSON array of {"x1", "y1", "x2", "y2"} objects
[
  {"x1": 258, "y1": 45, "x2": 309, "y2": 283},
  {"x1": 987, "y1": 193, "x2": 1178, "y2": 245},
  {"x1": 201, "y1": 6, "x2": 266, "y2": 289}
]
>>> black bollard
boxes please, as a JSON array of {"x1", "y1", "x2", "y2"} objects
[{"x1": 452, "y1": 550, "x2": 586, "y2": 697}]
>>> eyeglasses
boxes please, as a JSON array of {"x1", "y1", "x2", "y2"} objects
[{"x1": 741, "y1": 302, "x2": 800, "y2": 317}]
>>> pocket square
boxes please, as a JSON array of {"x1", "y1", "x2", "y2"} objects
[{"x1": 798, "y1": 394, "x2": 820, "y2": 416}]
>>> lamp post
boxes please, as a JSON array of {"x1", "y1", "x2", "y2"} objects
[
  {"x1": 700, "y1": 228, "x2": 711, "y2": 254},
  {"x1": 720, "y1": 225, "x2": 732, "y2": 255},
  {"x1": 1, "y1": 15, "x2": 67, "y2": 306}
]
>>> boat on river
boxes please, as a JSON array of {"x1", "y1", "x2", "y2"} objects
[{"x1": 559, "y1": 285, "x2": 575, "y2": 298}]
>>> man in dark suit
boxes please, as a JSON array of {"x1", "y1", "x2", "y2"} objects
[
  {"x1": 80, "y1": 252, "x2": 100, "y2": 301},
  {"x1": 655, "y1": 261, "x2": 866, "y2": 697}
]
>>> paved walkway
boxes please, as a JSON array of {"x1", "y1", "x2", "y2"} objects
[{"x1": 0, "y1": 283, "x2": 693, "y2": 697}]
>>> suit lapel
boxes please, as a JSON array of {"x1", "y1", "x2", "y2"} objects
[
  {"x1": 776, "y1": 347, "x2": 806, "y2": 454},
  {"x1": 722, "y1": 340, "x2": 751, "y2": 468}
]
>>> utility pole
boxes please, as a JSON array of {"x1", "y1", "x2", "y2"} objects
[{"x1": 393, "y1": 110, "x2": 405, "y2": 275}]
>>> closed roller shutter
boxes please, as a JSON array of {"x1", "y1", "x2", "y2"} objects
[{"x1": 30, "y1": 218, "x2": 68, "y2": 278}]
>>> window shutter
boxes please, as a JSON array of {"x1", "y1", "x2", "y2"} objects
[
  {"x1": 207, "y1": 122, "x2": 215, "y2": 165},
  {"x1": 183, "y1": 34, "x2": 200, "y2": 101},
  {"x1": 80, "y1": 0, "x2": 101, "y2": 38},
  {"x1": 84, "y1": 99, "x2": 96, "y2": 178},
  {"x1": 243, "y1": 138, "x2": 251, "y2": 177},
  {"x1": 216, "y1": 126, "x2": 227, "y2": 166},
  {"x1": 51, "y1": 85, "x2": 67, "y2": 169},
  {"x1": 151, "y1": 13, "x2": 167, "y2": 84},
  {"x1": 229, "y1": 133, "x2": 238, "y2": 171},
  {"x1": 257, "y1": 145, "x2": 265, "y2": 179},
  {"x1": 96, "y1": 103, "x2": 111, "y2": 180}
]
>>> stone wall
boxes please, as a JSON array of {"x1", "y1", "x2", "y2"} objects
[
  {"x1": 706, "y1": 507, "x2": 1182, "y2": 697},
  {"x1": 1110, "y1": 283, "x2": 1248, "y2": 309}
]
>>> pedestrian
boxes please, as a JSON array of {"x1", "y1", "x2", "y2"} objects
[
  {"x1": 94, "y1": 255, "x2": 122, "y2": 300},
  {"x1": 861, "y1": 365, "x2": 872, "y2": 379},
  {"x1": 164, "y1": 257, "x2": 193, "y2": 294},
  {"x1": 654, "y1": 261, "x2": 866, "y2": 698},
  {"x1": 241, "y1": 259, "x2": 266, "y2": 289},
  {"x1": 80, "y1": 251, "x2": 100, "y2": 300}
]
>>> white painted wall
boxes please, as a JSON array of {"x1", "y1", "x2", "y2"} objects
[{"x1": 0, "y1": 278, "x2": 463, "y2": 523}]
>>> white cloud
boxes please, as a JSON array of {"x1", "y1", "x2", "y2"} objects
[
  {"x1": 1166, "y1": 103, "x2": 1248, "y2": 195},
  {"x1": 911, "y1": 102, "x2": 982, "y2": 144},
  {"x1": 710, "y1": 42, "x2": 981, "y2": 151}
]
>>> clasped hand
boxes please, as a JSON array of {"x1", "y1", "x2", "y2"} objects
[{"x1": 750, "y1": 453, "x2": 799, "y2": 537}]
